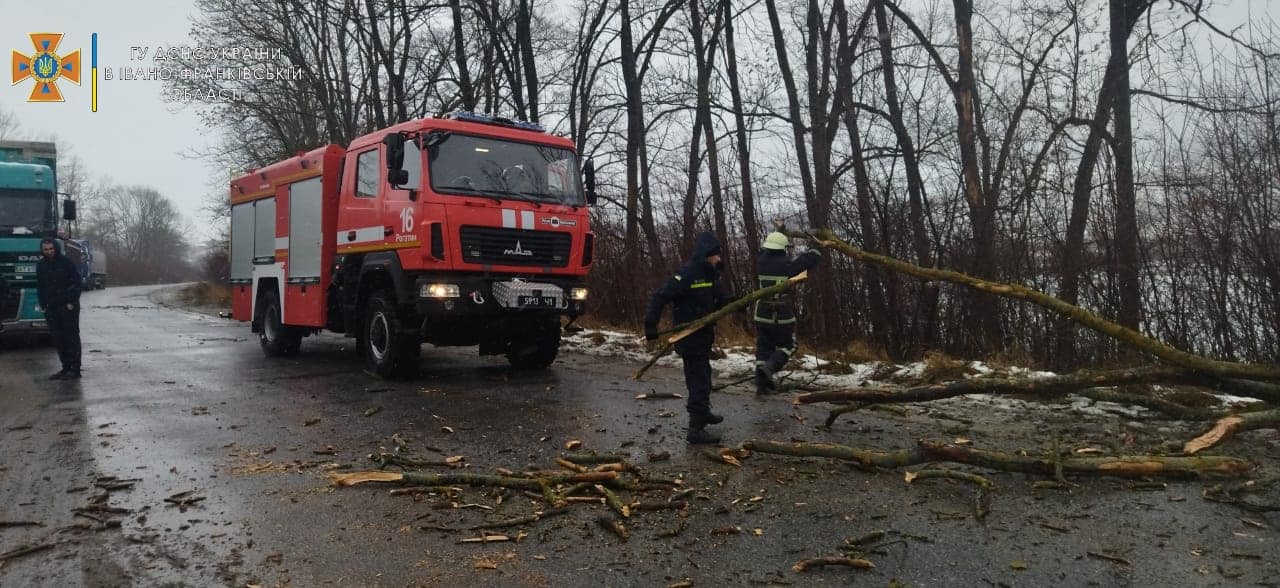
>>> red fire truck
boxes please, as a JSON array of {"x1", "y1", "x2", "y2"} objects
[{"x1": 228, "y1": 112, "x2": 596, "y2": 376}]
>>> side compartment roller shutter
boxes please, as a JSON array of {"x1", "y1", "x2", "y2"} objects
[
  {"x1": 288, "y1": 177, "x2": 323, "y2": 282},
  {"x1": 230, "y1": 203, "x2": 254, "y2": 282},
  {"x1": 283, "y1": 177, "x2": 327, "y2": 328},
  {"x1": 253, "y1": 198, "x2": 276, "y2": 263}
]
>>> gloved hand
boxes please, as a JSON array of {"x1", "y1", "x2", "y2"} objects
[{"x1": 644, "y1": 324, "x2": 659, "y2": 353}]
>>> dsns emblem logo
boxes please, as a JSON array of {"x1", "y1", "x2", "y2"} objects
[
  {"x1": 503, "y1": 240, "x2": 534, "y2": 257},
  {"x1": 11, "y1": 33, "x2": 81, "y2": 102}
]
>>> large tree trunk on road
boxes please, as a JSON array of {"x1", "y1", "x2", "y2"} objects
[{"x1": 743, "y1": 439, "x2": 1254, "y2": 479}]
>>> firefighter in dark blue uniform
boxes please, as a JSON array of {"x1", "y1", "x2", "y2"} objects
[
  {"x1": 644, "y1": 231, "x2": 728, "y2": 444},
  {"x1": 36, "y1": 238, "x2": 82, "y2": 379},
  {"x1": 753, "y1": 231, "x2": 821, "y2": 394}
]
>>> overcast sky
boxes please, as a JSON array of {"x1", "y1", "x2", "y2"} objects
[{"x1": 2, "y1": 0, "x2": 1275, "y2": 246}]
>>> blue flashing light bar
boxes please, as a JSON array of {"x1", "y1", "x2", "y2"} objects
[{"x1": 444, "y1": 111, "x2": 545, "y2": 133}]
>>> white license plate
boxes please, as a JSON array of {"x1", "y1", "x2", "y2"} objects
[{"x1": 517, "y1": 295, "x2": 557, "y2": 308}]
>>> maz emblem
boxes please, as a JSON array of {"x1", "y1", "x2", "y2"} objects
[{"x1": 503, "y1": 240, "x2": 534, "y2": 256}]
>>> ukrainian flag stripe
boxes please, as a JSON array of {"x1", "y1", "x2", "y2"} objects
[{"x1": 91, "y1": 33, "x2": 98, "y2": 112}]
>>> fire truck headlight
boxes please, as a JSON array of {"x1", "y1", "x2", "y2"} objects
[
  {"x1": 570, "y1": 288, "x2": 588, "y2": 301},
  {"x1": 421, "y1": 283, "x2": 460, "y2": 298}
]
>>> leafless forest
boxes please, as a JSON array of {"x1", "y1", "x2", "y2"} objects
[{"x1": 177, "y1": 0, "x2": 1280, "y2": 368}]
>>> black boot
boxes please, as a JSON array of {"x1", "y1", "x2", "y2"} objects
[
  {"x1": 754, "y1": 365, "x2": 776, "y2": 395},
  {"x1": 686, "y1": 426, "x2": 721, "y2": 444},
  {"x1": 704, "y1": 412, "x2": 724, "y2": 424},
  {"x1": 49, "y1": 369, "x2": 69, "y2": 380},
  {"x1": 64, "y1": 370, "x2": 81, "y2": 379}
]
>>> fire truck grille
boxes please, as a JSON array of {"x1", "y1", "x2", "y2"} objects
[{"x1": 459, "y1": 226, "x2": 572, "y2": 267}]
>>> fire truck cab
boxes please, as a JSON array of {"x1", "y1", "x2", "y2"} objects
[{"x1": 229, "y1": 112, "x2": 596, "y2": 376}]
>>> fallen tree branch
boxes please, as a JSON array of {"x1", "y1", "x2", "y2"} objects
[
  {"x1": 906, "y1": 469, "x2": 994, "y2": 520},
  {"x1": 0, "y1": 541, "x2": 57, "y2": 567},
  {"x1": 331, "y1": 470, "x2": 618, "y2": 490},
  {"x1": 807, "y1": 230, "x2": 1280, "y2": 382},
  {"x1": 371, "y1": 452, "x2": 464, "y2": 470},
  {"x1": 797, "y1": 365, "x2": 1198, "y2": 406},
  {"x1": 791, "y1": 556, "x2": 874, "y2": 572},
  {"x1": 904, "y1": 469, "x2": 992, "y2": 487},
  {"x1": 562, "y1": 452, "x2": 631, "y2": 465},
  {"x1": 0, "y1": 522, "x2": 43, "y2": 529},
  {"x1": 597, "y1": 516, "x2": 629, "y2": 541},
  {"x1": 633, "y1": 272, "x2": 808, "y2": 380},
  {"x1": 468, "y1": 508, "x2": 568, "y2": 530},
  {"x1": 1072, "y1": 388, "x2": 1224, "y2": 421},
  {"x1": 742, "y1": 439, "x2": 1253, "y2": 479},
  {"x1": 1184, "y1": 408, "x2": 1280, "y2": 454}
]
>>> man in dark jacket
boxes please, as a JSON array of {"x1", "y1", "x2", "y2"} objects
[
  {"x1": 644, "y1": 231, "x2": 728, "y2": 444},
  {"x1": 36, "y1": 238, "x2": 82, "y2": 379},
  {"x1": 753, "y1": 231, "x2": 821, "y2": 395},
  {"x1": 0, "y1": 274, "x2": 8, "y2": 333}
]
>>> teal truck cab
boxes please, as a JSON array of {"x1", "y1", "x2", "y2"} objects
[{"x1": 0, "y1": 141, "x2": 73, "y2": 336}]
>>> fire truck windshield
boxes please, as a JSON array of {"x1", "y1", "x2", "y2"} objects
[
  {"x1": 427, "y1": 133, "x2": 584, "y2": 207},
  {"x1": 0, "y1": 188, "x2": 55, "y2": 234}
]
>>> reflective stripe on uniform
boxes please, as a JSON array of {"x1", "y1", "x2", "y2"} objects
[
  {"x1": 754, "y1": 274, "x2": 794, "y2": 323},
  {"x1": 690, "y1": 280, "x2": 713, "y2": 289}
]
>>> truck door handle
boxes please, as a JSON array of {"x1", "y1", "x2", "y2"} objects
[
  {"x1": 346, "y1": 231, "x2": 356, "y2": 241},
  {"x1": 384, "y1": 226, "x2": 394, "y2": 236}
]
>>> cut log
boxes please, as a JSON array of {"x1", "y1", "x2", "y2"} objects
[
  {"x1": 808, "y1": 230, "x2": 1280, "y2": 382},
  {"x1": 742, "y1": 439, "x2": 1253, "y2": 479},
  {"x1": 595, "y1": 484, "x2": 631, "y2": 518},
  {"x1": 1184, "y1": 409, "x2": 1280, "y2": 454},
  {"x1": 918, "y1": 440, "x2": 1251, "y2": 478}
]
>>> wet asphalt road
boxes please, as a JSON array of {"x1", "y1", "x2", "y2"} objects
[{"x1": 1, "y1": 284, "x2": 1278, "y2": 587}]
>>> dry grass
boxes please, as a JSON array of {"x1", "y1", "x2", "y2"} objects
[
  {"x1": 984, "y1": 345, "x2": 1041, "y2": 371},
  {"x1": 918, "y1": 351, "x2": 978, "y2": 384},
  {"x1": 832, "y1": 340, "x2": 890, "y2": 364},
  {"x1": 177, "y1": 281, "x2": 232, "y2": 309}
]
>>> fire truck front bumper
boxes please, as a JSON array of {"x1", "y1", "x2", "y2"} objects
[{"x1": 413, "y1": 276, "x2": 587, "y2": 318}]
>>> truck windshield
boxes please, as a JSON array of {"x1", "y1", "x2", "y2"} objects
[
  {"x1": 427, "y1": 133, "x2": 584, "y2": 207},
  {"x1": 0, "y1": 188, "x2": 54, "y2": 233}
]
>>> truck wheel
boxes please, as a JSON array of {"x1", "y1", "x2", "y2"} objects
[
  {"x1": 259, "y1": 289, "x2": 302, "y2": 357},
  {"x1": 362, "y1": 291, "x2": 420, "y2": 377},
  {"x1": 507, "y1": 315, "x2": 561, "y2": 370}
]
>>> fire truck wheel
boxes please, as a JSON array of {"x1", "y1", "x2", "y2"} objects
[
  {"x1": 259, "y1": 289, "x2": 302, "y2": 357},
  {"x1": 362, "y1": 291, "x2": 420, "y2": 377},
  {"x1": 506, "y1": 316, "x2": 561, "y2": 370}
]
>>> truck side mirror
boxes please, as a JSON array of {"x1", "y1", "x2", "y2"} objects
[
  {"x1": 62, "y1": 198, "x2": 77, "y2": 221},
  {"x1": 388, "y1": 169, "x2": 409, "y2": 186},
  {"x1": 584, "y1": 158, "x2": 597, "y2": 206},
  {"x1": 383, "y1": 133, "x2": 406, "y2": 187}
]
